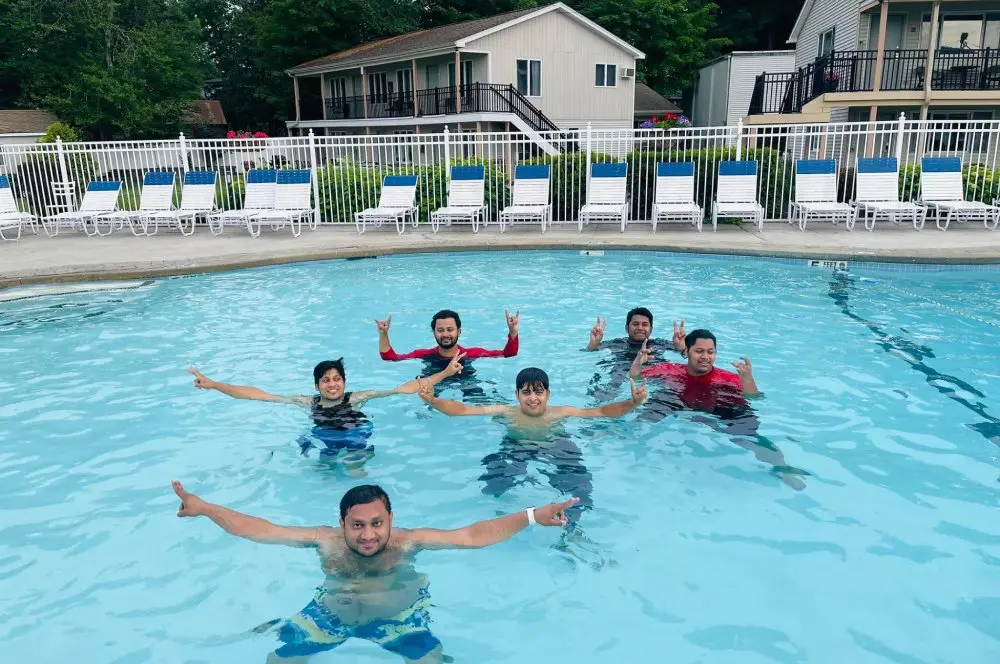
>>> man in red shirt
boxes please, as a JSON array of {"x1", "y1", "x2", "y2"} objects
[
  {"x1": 377, "y1": 309, "x2": 519, "y2": 361},
  {"x1": 630, "y1": 328, "x2": 807, "y2": 490},
  {"x1": 376, "y1": 309, "x2": 519, "y2": 403}
]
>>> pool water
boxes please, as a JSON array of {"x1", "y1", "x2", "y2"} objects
[{"x1": 1, "y1": 251, "x2": 998, "y2": 664}]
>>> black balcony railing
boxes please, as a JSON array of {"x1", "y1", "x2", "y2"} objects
[
  {"x1": 749, "y1": 48, "x2": 1000, "y2": 115},
  {"x1": 311, "y1": 82, "x2": 559, "y2": 132}
]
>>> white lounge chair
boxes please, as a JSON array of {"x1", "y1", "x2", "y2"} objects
[
  {"x1": 0, "y1": 174, "x2": 37, "y2": 241},
  {"x1": 652, "y1": 162, "x2": 703, "y2": 231},
  {"x1": 789, "y1": 159, "x2": 854, "y2": 231},
  {"x1": 41, "y1": 180, "x2": 122, "y2": 237},
  {"x1": 578, "y1": 162, "x2": 628, "y2": 232},
  {"x1": 431, "y1": 165, "x2": 487, "y2": 233},
  {"x1": 712, "y1": 161, "x2": 764, "y2": 232},
  {"x1": 252, "y1": 169, "x2": 314, "y2": 237},
  {"x1": 141, "y1": 170, "x2": 217, "y2": 236},
  {"x1": 208, "y1": 169, "x2": 276, "y2": 237},
  {"x1": 499, "y1": 164, "x2": 551, "y2": 232},
  {"x1": 355, "y1": 175, "x2": 418, "y2": 234},
  {"x1": 97, "y1": 171, "x2": 176, "y2": 236},
  {"x1": 919, "y1": 157, "x2": 993, "y2": 231},
  {"x1": 850, "y1": 158, "x2": 926, "y2": 231}
]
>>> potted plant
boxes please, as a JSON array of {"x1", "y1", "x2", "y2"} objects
[
  {"x1": 823, "y1": 72, "x2": 841, "y2": 91},
  {"x1": 639, "y1": 113, "x2": 693, "y2": 130}
]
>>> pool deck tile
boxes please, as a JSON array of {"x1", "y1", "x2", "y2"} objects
[{"x1": 3, "y1": 222, "x2": 1000, "y2": 288}]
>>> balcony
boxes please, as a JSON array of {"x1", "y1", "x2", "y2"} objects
[
  {"x1": 302, "y1": 82, "x2": 559, "y2": 132},
  {"x1": 749, "y1": 48, "x2": 1000, "y2": 115}
]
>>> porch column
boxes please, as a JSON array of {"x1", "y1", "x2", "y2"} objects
[
  {"x1": 361, "y1": 65, "x2": 368, "y2": 119},
  {"x1": 866, "y1": 0, "x2": 891, "y2": 156},
  {"x1": 320, "y1": 73, "x2": 328, "y2": 120},
  {"x1": 868, "y1": 0, "x2": 891, "y2": 123},
  {"x1": 921, "y1": 0, "x2": 942, "y2": 120},
  {"x1": 293, "y1": 76, "x2": 301, "y2": 121},
  {"x1": 454, "y1": 50, "x2": 462, "y2": 113}
]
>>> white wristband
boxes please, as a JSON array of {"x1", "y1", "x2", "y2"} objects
[{"x1": 525, "y1": 507, "x2": 536, "y2": 525}]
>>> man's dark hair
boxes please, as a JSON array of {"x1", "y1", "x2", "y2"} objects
[
  {"x1": 685, "y1": 329, "x2": 717, "y2": 350},
  {"x1": 313, "y1": 358, "x2": 346, "y2": 384},
  {"x1": 339, "y1": 484, "x2": 392, "y2": 520},
  {"x1": 516, "y1": 367, "x2": 550, "y2": 392},
  {"x1": 431, "y1": 309, "x2": 461, "y2": 330},
  {"x1": 626, "y1": 307, "x2": 654, "y2": 327}
]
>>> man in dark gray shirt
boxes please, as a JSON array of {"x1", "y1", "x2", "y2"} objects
[{"x1": 585, "y1": 307, "x2": 683, "y2": 400}]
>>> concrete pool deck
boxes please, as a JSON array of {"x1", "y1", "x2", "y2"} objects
[{"x1": 3, "y1": 222, "x2": 1000, "y2": 288}]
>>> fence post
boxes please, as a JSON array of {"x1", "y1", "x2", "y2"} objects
[
  {"x1": 308, "y1": 129, "x2": 321, "y2": 228},
  {"x1": 735, "y1": 118, "x2": 744, "y2": 160},
  {"x1": 55, "y1": 136, "x2": 73, "y2": 211},
  {"x1": 443, "y1": 126, "x2": 451, "y2": 174},
  {"x1": 894, "y1": 111, "x2": 906, "y2": 163},
  {"x1": 178, "y1": 132, "x2": 189, "y2": 174},
  {"x1": 585, "y1": 122, "x2": 592, "y2": 194}
]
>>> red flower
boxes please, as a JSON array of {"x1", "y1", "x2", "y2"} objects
[
  {"x1": 252, "y1": 131, "x2": 268, "y2": 139},
  {"x1": 226, "y1": 130, "x2": 236, "y2": 139}
]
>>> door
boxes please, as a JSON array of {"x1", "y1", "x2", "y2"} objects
[{"x1": 870, "y1": 14, "x2": 907, "y2": 89}]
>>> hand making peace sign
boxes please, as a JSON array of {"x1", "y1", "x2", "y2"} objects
[{"x1": 590, "y1": 316, "x2": 607, "y2": 346}]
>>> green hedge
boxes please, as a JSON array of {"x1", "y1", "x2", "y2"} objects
[
  {"x1": 317, "y1": 157, "x2": 508, "y2": 225},
  {"x1": 896, "y1": 163, "x2": 1000, "y2": 203}
]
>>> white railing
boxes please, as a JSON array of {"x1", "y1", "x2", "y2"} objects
[{"x1": 1, "y1": 114, "x2": 999, "y2": 229}]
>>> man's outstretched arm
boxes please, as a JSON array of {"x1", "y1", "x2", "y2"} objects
[
  {"x1": 418, "y1": 382, "x2": 509, "y2": 416},
  {"x1": 171, "y1": 481, "x2": 332, "y2": 547},
  {"x1": 187, "y1": 367, "x2": 307, "y2": 405},
  {"x1": 555, "y1": 378, "x2": 647, "y2": 419},
  {"x1": 408, "y1": 497, "x2": 579, "y2": 550},
  {"x1": 352, "y1": 354, "x2": 466, "y2": 404}
]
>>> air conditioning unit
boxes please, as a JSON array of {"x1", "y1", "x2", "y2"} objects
[{"x1": 622, "y1": 68, "x2": 635, "y2": 79}]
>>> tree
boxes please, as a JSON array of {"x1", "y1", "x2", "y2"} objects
[
  {"x1": 214, "y1": 0, "x2": 420, "y2": 134},
  {"x1": 0, "y1": 0, "x2": 209, "y2": 139},
  {"x1": 708, "y1": 0, "x2": 800, "y2": 52},
  {"x1": 574, "y1": 0, "x2": 728, "y2": 94},
  {"x1": 419, "y1": 0, "x2": 538, "y2": 28}
]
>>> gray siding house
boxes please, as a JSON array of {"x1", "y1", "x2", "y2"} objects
[
  {"x1": 745, "y1": 0, "x2": 1000, "y2": 125},
  {"x1": 285, "y1": 2, "x2": 645, "y2": 144},
  {"x1": 692, "y1": 51, "x2": 795, "y2": 126}
]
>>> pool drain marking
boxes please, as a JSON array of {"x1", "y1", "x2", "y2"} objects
[
  {"x1": 580, "y1": 250, "x2": 605, "y2": 256},
  {"x1": 807, "y1": 259, "x2": 848, "y2": 270}
]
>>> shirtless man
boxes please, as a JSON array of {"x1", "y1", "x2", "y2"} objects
[
  {"x1": 187, "y1": 355, "x2": 463, "y2": 462},
  {"x1": 630, "y1": 329, "x2": 806, "y2": 489},
  {"x1": 377, "y1": 309, "x2": 519, "y2": 404},
  {"x1": 417, "y1": 367, "x2": 647, "y2": 521},
  {"x1": 171, "y1": 480, "x2": 577, "y2": 662}
]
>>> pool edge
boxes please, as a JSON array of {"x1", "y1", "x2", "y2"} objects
[{"x1": 3, "y1": 239, "x2": 1000, "y2": 289}]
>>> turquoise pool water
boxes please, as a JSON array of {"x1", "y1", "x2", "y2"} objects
[{"x1": 1, "y1": 251, "x2": 998, "y2": 663}]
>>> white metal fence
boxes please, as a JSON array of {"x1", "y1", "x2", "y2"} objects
[{"x1": 2, "y1": 113, "x2": 999, "y2": 230}]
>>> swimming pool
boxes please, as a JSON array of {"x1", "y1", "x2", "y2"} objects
[{"x1": 1, "y1": 250, "x2": 998, "y2": 663}]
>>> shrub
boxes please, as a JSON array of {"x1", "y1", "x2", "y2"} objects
[{"x1": 40, "y1": 122, "x2": 82, "y2": 144}]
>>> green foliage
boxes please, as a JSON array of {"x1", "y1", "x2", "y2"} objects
[
  {"x1": 316, "y1": 158, "x2": 506, "y2": 225},
  {"x1": 40, "y1": 123, "x2": 83, "y2": 144},
  {"x1": 0, "y1": 0, "x2": 210, "y2": 139},
  {"x1": 896, "y1": 162, "x2": 1000, "y2": 204},
  {"x1": 573, "y1": 0, "x2": 728, "y2": 93}
]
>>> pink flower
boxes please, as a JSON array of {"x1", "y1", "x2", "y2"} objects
[
  {"x1": 226, "y1": 130, "x2": 236, "y2": 139},
  {"x1": 252, "y1": 131, "x2": 268, "y2": 139}
]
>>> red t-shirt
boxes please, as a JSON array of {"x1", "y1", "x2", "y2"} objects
[
  {"x1": 641, "y1": 362, "x2": 744, "y2": 412},
  {"x1": 380, "y1": 335, "x2": 519, "y2": 361}
]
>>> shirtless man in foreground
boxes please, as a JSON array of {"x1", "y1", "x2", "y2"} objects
[{"x1": 171, "y1": 481, "x2": 576, "y2": 662}]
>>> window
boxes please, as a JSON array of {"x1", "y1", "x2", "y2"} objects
[
  {"x1": 425, "y1": 64, "x2": 439, "y2": 89},
  {"x1": 461, "y1": 129, "x2": 477, "y2": 159},
  {"x1": 396, "y1": 69, "x2": 413, "y2": 97},
  {"x1": 447, "y1": 60, "x2": 474, "y2": 87},
  {"x1": 987, "y1": 16, "x2": 1000, "y2": 49},
  {"x1": 516, "y1": 59, "x2": 541, "y2": 96},
  {"x1": 595, "y1": 63, "x2": 617, "y2": 87},
  {"x1": 939, "y1": 15, "x2": 984, "y2": 49},
  {"x1": 368, "y1": 72, "x2": 389, "y2": 102},
  {"x1": 330, "y1": 77, "x2": 347, "y2": 101},
  {"x1": 928, "y1": 110, "x2": 993, "y2": 153},
  {"x1": 818, "y1": 28, "x2": 836, "y2": 57},
  {"x1": 392, "y1": 130, "x2": 414, "y2": 165}
]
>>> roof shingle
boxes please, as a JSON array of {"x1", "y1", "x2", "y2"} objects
[
  {"x1": 634, "y1": 82, "x2": 681, "y2": 115},
  {"x1": 289, "y1": 6, "x2": 543, "y2": 73},
  {"x1": 0, "y1": 109, "x2": 60, "y2": 135}
]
